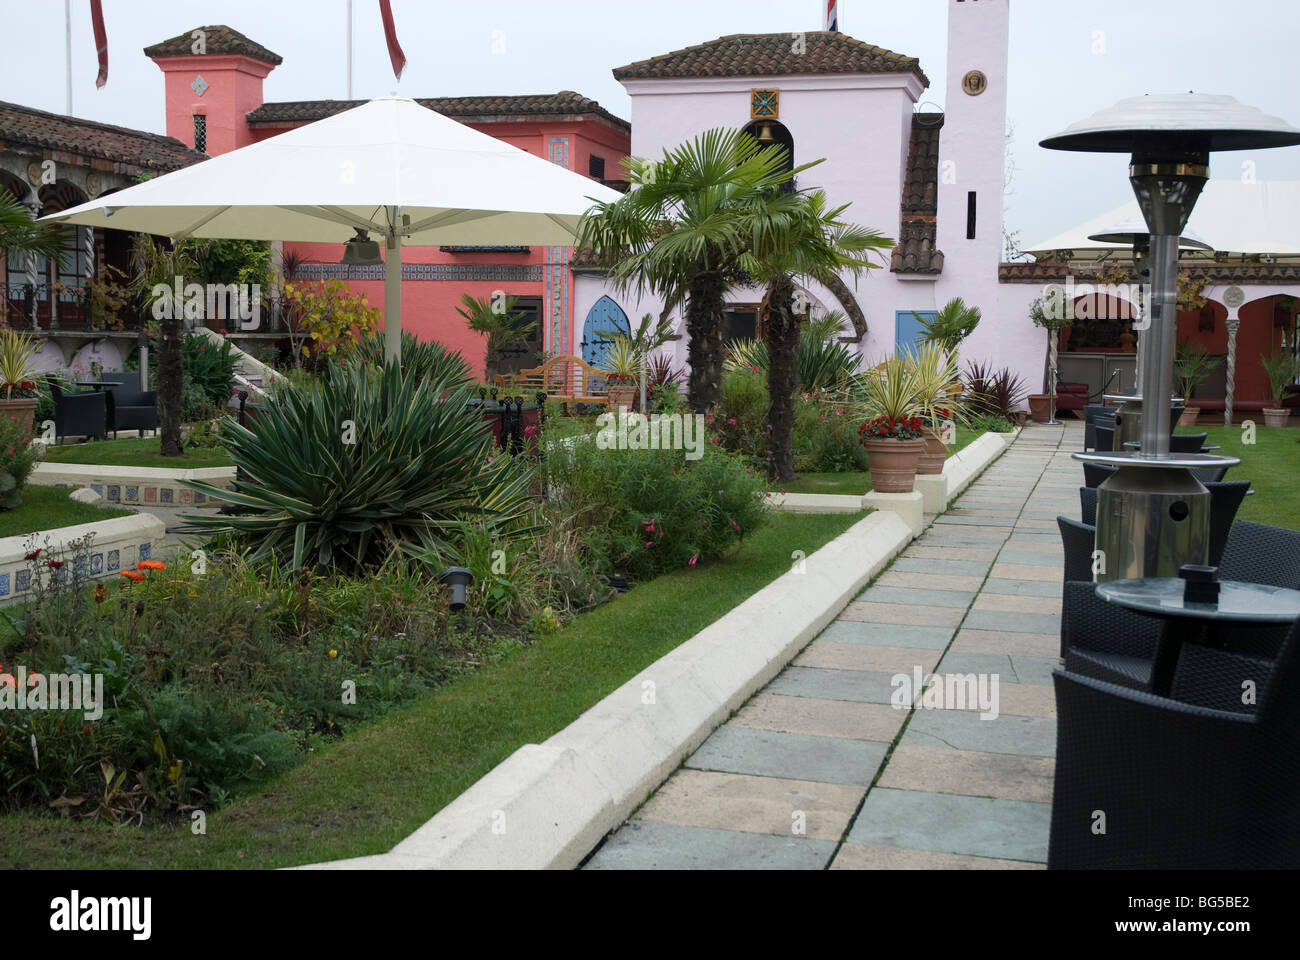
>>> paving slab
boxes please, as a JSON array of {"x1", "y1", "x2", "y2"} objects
[
  {"x1": 973, "y1": 593, "x2": 1062, "y2": 615},
  {"x1": 857, "y1": 584, "x2": 975, "y2": 608},
  {"x1": 890, "y1": 557, "x2": 995, "y2": 577},
  {"x1": 847, "y1": 788, "x2": 1050, "y2": 863},
  {"x1": 996, "y1": 550, "x2": 1064, "y2": 567},
  {"x1": 938, "y1": 651, "x2": 1060, "y2": 686},
  {"x1": 793, "y1": 640, "x2": 942, "y2": 675},
  {"x1": 899, "y1": 706, "x2": 1057, "y2": 758},
  {"x1": 731, "y1": 693, "x2": 906, "y2": 742},
  {"x1": 685, "y1": 725, "x2": 888, "y2": 785},
  {"x1": 585, "y1": 819, "x2": 837, "y2": 870},
  {"x1": 876, "y1": 569, "x2": 988, "y2": 591},
  {"x1": 878, "y1": 745, "x2": 1055, "y2": 803},
  {"x1": 830, "y1": 842, "x2": 1044, "y2": 870},
  {"x1": 980, "y1": 578, "x2": 1064, "y2": 598},
  {"x1": 764, "y1": 665, "x2": 900, "y2": 704},
  {"x1": 636, "y1": 769, "x2": 865, "y2": 841},
  {"x1": 963, "y1": 608, "x2": 1061, "y2": 635},
  {"x1": 951, "y1": 628, "x2": 1059, "y2": 659},
  {"x1": 841, "y1": 601, "x2": 965, "y2": 628},
  {"x1": 819, "y1": 620, "x2": 955, "y2": 649}
]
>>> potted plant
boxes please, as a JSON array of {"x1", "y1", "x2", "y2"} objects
[
  {"x1": 855, "y1": 354, "x2": 925, "y2": 493},
  {"x1": 0, "y1": 327, "x2": 42, "y2": 438},
  {"x1": 1260, "y1": 345, "x2": 1300, "y2": 428},
  {"x1": 1029, "y1": 296, "x2": 1072, "y2": 423},
  {"x1": 908, "y1": 342, "x2": 966, "y2": 475},
  {"x1": 600, "y1": 337, "x2": 641, "y2": 412},
  {"x1": 1173, "y1": 339, "x2": 1222, "y2": 426}
]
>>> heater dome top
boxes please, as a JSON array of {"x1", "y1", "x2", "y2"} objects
[
  {"x1": 1088, "y1": 219, "x2": 1214, "y2": 250},
  {"x1": 1041, "y1": 93, "x2": 1300, "y2": 153}
]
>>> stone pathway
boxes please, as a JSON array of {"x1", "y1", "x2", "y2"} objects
[{"x1": 583, "y1": 422, "x2": 1084, "y2": 870}]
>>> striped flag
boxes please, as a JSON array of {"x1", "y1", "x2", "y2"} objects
[
  {"x1": 90, "y1": 0, "x2": 108, "y2": 87},
  {"x1": 379, "y1": 0, "x2": 407, "y2": 80},
  {"x1": 824, "y1": 0, "x2": 839, "y2": 32}
]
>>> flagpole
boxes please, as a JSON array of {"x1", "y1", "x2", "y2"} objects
[
  {"x1": 346, "y1": 0, "x2": 353, "y2": 99},
  {"x1": 65, "y1": 0, "x2": 72, "y2": 114}
]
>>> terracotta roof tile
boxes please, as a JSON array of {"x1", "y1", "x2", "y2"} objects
[
  {"x1": 613, "y1": 32, "x2": 928, "y2": 85},
  {"x1": 0, "y1": 99, "x2": 205, "y2": 175},
  {"x1": 246, "y1": 92, "x2": 629, "y2": 131},
  {"x1": 144, "y1": 25, "x2": 282, "y2": 65},
  {"x1": 997, "y1": 260, "x2": 1300, "y2": 284},
  {"x1": 890, "y1": 114, "x2": 944, "y2": 275}
]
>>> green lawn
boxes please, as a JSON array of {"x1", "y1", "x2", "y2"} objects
[
  {"x1": 0, "y1": 509, "x2": 860, "y2": 869},
  {"x1": 1188, "y1": 424, "x2": 1300, "y2": 531},
  {"x1": 783, "y1": 426, "x2": 987, "y2": 495},
  {"x1": 0, "y1": 485, "x2": 132, "y2": 538},
  {"x1": 40, "y1": 437, "x2": 233, "y2": 470}
]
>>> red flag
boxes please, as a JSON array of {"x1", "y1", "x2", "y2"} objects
[
  {"x1": 90, "y1": 0, "x2": 108, "y2": 88},
  {"x1": 379, "y1": 0, "x2": 406, "y2": 80}
]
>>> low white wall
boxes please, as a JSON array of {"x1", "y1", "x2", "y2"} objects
[
  {"x1": 30, "y1": 463, "x2": 237, "y2": 507},
  {"x1": 0, "y1": 511, "x2": 166, "y2": 603}
]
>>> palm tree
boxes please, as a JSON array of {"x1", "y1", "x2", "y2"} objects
[
  {"x1": 739, "y1": 188, "x2": 893, "y2": 482},
  {"x1": 133, "y1": 235, "x2": 212, "y2": 456},
  {"x1": 0, "y1": 192, "x2": 65, "y2": 268},
  {"x1": 577, "y1": 129, "x2": 819, "y2": 413},
  {"x1": 915, "y1": 297, "x2": 981, "y2": 356}
]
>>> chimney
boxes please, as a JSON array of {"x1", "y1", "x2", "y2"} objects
[{"x1": 145, "y1": 25, "x2": 282, "y2": 156}]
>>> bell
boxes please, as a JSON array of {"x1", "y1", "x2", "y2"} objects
[{"x1": 756, "y1": 123, "x2": 775, "y2": 144}]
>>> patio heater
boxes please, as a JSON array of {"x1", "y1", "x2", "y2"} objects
[
  {"x1": 1085, "y1": 221, "x2": 1214, "y2": 447},
  {"x1": 1042, "y1": 94, "x2": 1300, "y2": 580}
]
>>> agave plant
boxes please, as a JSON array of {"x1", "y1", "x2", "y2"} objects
[
  {"x1": 723, "y1": 325, "x2": 858, "y2": 391},
  {"x1": 183, "y1": 359, "x2": 535, "y2": 572}
]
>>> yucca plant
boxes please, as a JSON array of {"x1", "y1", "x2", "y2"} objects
[
  {"x1": 357, "y1": 330, "x2": 472, "y2": 390},
  {"x1": 723, "y1": 328, "x2": 858, "y2": 391},
  {"x1": 0, "y1": 328, "x2": 40, "y2": 397},
  {"x1": 852, "y1": 354, "x2": 924, "y2": 423},
  {"x1": 183, "y1": 360, "x2": 535, "y2": 572},
  {"x1": 599, "y1": 336, "x2": 643, "y2": 383},
  {"x1": 905, "y1": 342, "x2": 969, "y2": 434}
]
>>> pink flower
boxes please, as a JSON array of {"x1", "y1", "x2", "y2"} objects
[
  {"x1": 730, "y1": 520, "x2": 740, "y2": 531},
  {"x1": 523, "y1": 426, "x2": 537, "y2": 437},
  {"x1": 688, "y1": 554, "x2": 698, "y2": 567},
  {"x1": 645, "y1": 541, "x2": 654, "y2": 549},
  {"x1": 727, "y1": 418, "x2": 737, "y2": 426}
]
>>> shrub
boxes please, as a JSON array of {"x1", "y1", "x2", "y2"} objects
[
  {"x1": 714, "y1": 366, "x2": 770, "y2": 464},
  {"x1": 540, "y1": 436, "x2": 769, "y2": 580},
  {"x1": 0, "y1": 413, "x2": 40, "y2": 510},
  {"x1": 793, "y1": 391, "x2": 869, "y2": 472},
  {"x1": 356, "y1": 330, "x2": 473, "y2": 389},
  {"x1": 724, "y1": 329, "x2": 860, "y2": 391},
  {"x1": 963, "y1": 361, "x2": 1028, "y2": 421},
  {"x1": 182, "y1": 334, "x2": 238, "y2": 410},
  {"x1": 184, "y1": 359, "x2": 536, "y2": 572}
]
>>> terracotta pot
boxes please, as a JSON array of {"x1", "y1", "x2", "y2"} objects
[
  {"x1": 0, "y1": 397, "x2": 39, "y2": 440},
  {"x1": 1263, "y1": 407, "x2": 1291, "y2": 428},
  {"x1": 1178, "y1": 406, "x2": 1201, "y2": 427},
  {"x1": 1027, "y1": 394, "x2": 1052, "y2": 423},
  {"x1": 862, "y1": 436, "x2": 925, "y2": 493},
  {"x1": 606, "y1": 384, "x2": 637, "y2": 411},
  {"x1": 917, "y1": 428, "x2": 947, "y2": 475}
]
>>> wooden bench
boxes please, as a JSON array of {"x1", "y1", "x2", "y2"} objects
[{"x1": 494, "y1": 355, "x2": 609, "y2": 406}]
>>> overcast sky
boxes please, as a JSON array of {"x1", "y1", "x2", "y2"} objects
[{"x1": 3, "y1": 0, "x2": 1298, "y2": 249}]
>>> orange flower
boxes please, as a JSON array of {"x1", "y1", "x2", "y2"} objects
[
  {"x1": 120, "y1": 571, "x2": 146, "y2": 583},
  {"x1": 92, "y1": 583, "x2": 108, "y2": 603},
  {"x1": 136, "y1": 560, "x2": 165, "y2": 571}
]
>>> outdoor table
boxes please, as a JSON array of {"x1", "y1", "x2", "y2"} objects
[
  {"x1": 75, "y1": 381, "x2": 107, "y2": 391},
  {"x1": 1097, "y1": 578, "x2": 1300, "y2": 695}
]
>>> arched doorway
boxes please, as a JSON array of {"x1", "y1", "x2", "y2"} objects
[{"x1": 581, "y1": 295, "x2": 630, "y2": 367}]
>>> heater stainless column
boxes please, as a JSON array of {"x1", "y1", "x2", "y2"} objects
[{"x1": 1042, "y1": 94, "x2": 1300, "y2": 580}]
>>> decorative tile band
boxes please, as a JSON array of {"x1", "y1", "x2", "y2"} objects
[{"x1": 295, "y1": 264, "x2": 544, "y2": 282}]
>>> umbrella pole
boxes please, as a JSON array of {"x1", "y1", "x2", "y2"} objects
[{"x1": 384, "y1": 210, "x2": 402, "y2": 365}]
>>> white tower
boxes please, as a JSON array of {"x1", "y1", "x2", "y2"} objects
[{"x1": 935, "y1": 0, "x2": 1011, "y2": 275}]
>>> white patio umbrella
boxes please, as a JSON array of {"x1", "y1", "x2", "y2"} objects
[{"x1": 43, "y1": 97, "x2": 623, "y2": 361}]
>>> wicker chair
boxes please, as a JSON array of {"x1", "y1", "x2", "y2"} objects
[
  {"x1": 1079, "y1": 487, "x2": 1097, "y2": 526},
  {"x1": 1219, "y1": 520, "x2": 1300, "y2": 589},
  {"x1": 1093, "y1": 424, "x2": 1115, "y2": 453},
  {"x1": 1082, "y1": 462, "x2": 1115, "y2": 489},
  {"x1": 1048, "y1": 618, "x2": 1300, "y2": 869},
  {"x1": 50, "y1": 382, "x2": 106, "y2": 441},
  {"x1": 101, "y1": 373, "x2": 158, "y2": 438},
  {"x1": 1082, "y1": 404, "x2": 1115, "y2": 452},
  {"x1": 1169, "y1": 431, "x2": 1208, "y2": 453},
  {"x1": 1057, "y1": 517, "x2": 1095, "y2": 585}
]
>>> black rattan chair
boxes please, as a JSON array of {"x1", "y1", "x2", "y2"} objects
[
  {"x1": 1079, "y1": 486, "x2": 1097, "y2": 526},
  {"x1": 1219, "y1": 520, "x2": 1300, "y2": 589},
  {"x1": 1083, "y1": 462, "x2": 1116, "y2": 489},
  {"x1": 50, "y1": 382, "x2": 106, "y2": 441},
  {"x1": 1057, "y1": 516, "x2": 1095, "y2": 584},
  {"x1": 1094, "y1": 424, "x2": 1115, "y2": 453},
  {"x1": 1082, "y1": 404, "x2": 1115, "y2": 452},
  {"x1": 1048, "y1": 618, "x2": 1300, "y2": 869},
  {"x1": 1206, "y1": 481, "x2": 1251, "y2": 566},
  {"x1": 101, "y1": 373, "x2": 158, "y2": 438},
  {"x1": 1169, "y1": 431, "x2": 1208, "y2": 453}
]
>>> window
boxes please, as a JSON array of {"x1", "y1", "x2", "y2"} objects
[
  {"x1": 966, "y1": 191, "x2": 977, "y2": 240},
  {"x1": 496, "y1": 296, "x2": 542, "y2": 376},
  {"x1": 723, "y1": 304, "x2": 759, "y2": 344},
  {"x1": 193, "y1": 114, "x2": 207, "y2": 152},
  {"x1": 588, "y1": 155, "x2": 606, "y2": 180}
]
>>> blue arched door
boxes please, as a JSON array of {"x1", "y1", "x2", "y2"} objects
[{"x1": 581, "y1": 296, "x2": 631, "y2": 367}]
